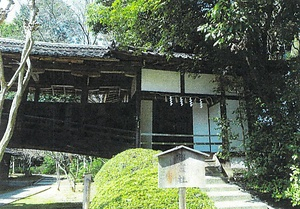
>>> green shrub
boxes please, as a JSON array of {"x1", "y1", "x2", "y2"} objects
[
  {"x1": 39, "y1": 155, "x2": 56, "y2": 174},
  {"x1": 91, "y1": 148, "x2": 215, "y2": 209},
  {"x1": 70, "y1": 157, "x2": 106, "y2": 182},
  {"x1": 89, "y1": 158, "x2": 107, "y2": 178},
  {"x1": 285, "y1": 155, "x2": 300, "y2": 207}
]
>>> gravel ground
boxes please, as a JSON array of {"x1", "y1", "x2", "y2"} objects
[{"x1": 2, "y1": 177, "x2": 96, "y2": 208}]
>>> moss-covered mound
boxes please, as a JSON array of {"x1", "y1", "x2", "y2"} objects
[{"x1": 90, "y1": 148, "x2": 215, "y2": 209}]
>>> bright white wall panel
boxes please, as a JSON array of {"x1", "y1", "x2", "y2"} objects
[
  {"x1": 193, "y1": 104, "x2": 210, "y2": 152},
  {"x1": 185, "y1": 74, "x2": 219, "y2": 95},
  {"x1": 141, "y1": 69, "x2": 180, "y2": 93}
]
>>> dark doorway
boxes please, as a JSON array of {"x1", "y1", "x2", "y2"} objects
[{"x1": 152, "y1": 100, "x2": 193, "y2": 150}]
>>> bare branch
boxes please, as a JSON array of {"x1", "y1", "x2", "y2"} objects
[
  {"x1": 0, "y1": 0, "x2": 14, "y2": 24},
  {"x1": 0, "y1": 52, "x2": 7, "y2": 124},
  {"x1": 7, "y1": 39, "x2": 34, "y2": 88},
  {"x1": 0, "y1": 52, "x2": 6, "y2": 89},
  {"x1": 23, "y1": 44, "x2": 33, "y2": 86},
  {"x1": 7, "y1": 0, "x2": 38, "y2": 89}
]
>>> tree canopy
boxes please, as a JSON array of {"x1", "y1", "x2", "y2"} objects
[
  {"x1": 0, "y1": 0, "x2": 101, "y2": 44},
  {"x1": 87, "y1": 0, "x2": 215, "y2": 53}
]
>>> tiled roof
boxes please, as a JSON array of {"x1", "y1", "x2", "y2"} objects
[{"x1": 0, "y1": 38, "x2": 111, "y2": 58}]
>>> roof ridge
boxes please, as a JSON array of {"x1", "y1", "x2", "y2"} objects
[{"x1": 0, "y1": 37, "x2": 111, "y2": 58}]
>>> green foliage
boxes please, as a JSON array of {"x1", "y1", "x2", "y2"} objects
[
  {"x1": 91, "y1": 148, "x2": 215, "y2": 209},
  {"x1": 4, "y1": 91, "x2": 16, "y2": 100},
  {"x1": 200, "y1": 0, "x2": 300, "y2": 57},
  {"x1": 37, "y1": 93, "x2": 80, "y2": 103},
  {"x1": 0, "y1": 21, "x2": 23, "y2": 39},
  {"x1": 243, "y1": 67, "x2": 300, "y2": 203},
  {"x1": 87, "y1": 0, "x2": 160, "y2": 48},
  {"x1": 33, "y1": 0, "x2": 83, "y2": 43},
  {"x1": 69, "y1": 157, "x2": 106, "y2": 181},
  {"x1": 284, "y1": 151, "x2": 300, "y2": 206},
  {"x1": 87, "y1": 0, "x2": 212, "y2": 53},
  {"x1": 88, "y1": 158, "x2": 107, "y2": 177},
  {"x1": 285, "y1": 165, "x2": 300, "y2": 206},
  {"x1": 35, "y1": 153, "x2": 105, "y2": 180},
  {"x1": 38, "y1": 155, "x2": 57, "y2": 174},
  {"x1": 3, "y1": 0, "x2": 86, "y2": 43}
]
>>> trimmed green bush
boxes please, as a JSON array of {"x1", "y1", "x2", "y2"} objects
[{"x1": 91, "y1": 148, "x2": 215, "y2": 209}]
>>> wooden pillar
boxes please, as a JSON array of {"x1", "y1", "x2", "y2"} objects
[
  {"x1": 80, "y1": 76, "x2": 89, "y2": 134},
  {"x1": 180, "y1": 71, "x2": 185, "y2": 94},
  {"x1": 0, "y1": 153, "x2": 11, "y2": 180},
  {"x1": 135, "y1": 69, "x2": 142, "y2": 148},
  {"x1": 179, "y1": 187, "x2": 186, "y2": 209},
  {"x1": 82, "y1": 174, "x2": 92, "y2": 209},
  {"x1": 56, "y1": 160, "x2": 61, "y2": 191},
  {"x1": 34, "y1": 86, "x2": 40, "y2": 103},
  {"x1": 81, "y1": 75, "x2": 89, "y2": 104}
]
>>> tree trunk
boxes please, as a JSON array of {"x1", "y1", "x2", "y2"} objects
[
  {"x1": 0, "y1": 67, "x2": 27, "y2": 161},
  {"x1": 0, "y1": 0, "x2": 38, "y2": 162},
  {"x1": 0, "y1": 52, "x2": 8, "y2": 124}
]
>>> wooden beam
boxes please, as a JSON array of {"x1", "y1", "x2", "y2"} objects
[{"x1": 135, "y1": 68, "x2": 142, "y2": 148}]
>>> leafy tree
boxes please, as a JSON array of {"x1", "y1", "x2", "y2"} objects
[
  {"x1": 39, "y1": 154, "x2": 57, "y2": 174},
  {"x1": 0, "y1": 21, "x2": 23, "y2": 39},
  {"x1": 200, "y1": 0, "x2": 300, "y2": 201},
  {"x1": 66, "y1": 0, "x2": 106, "y2": 44},
  {"x1": 87, "y1": 0, "x2": 215, "y2": 53},
  {"x1": 11, "y1": 148, "x2": 45, "y2": 176},
  {"x1": 1, "y1": 0, "x2": 100, "y2": 44},
  {"x1": 16, "y1": 0, "x2": 82, "y2": 43}
]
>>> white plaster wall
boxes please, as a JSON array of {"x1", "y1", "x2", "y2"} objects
[
  {"x1": 209, "y1": 103, "x2": 221, "y2": 152},
  {"x1": 141, "y1": 69, "x2": 180, "y2": 93},
  {"x1": 185, "y1": 73, "x2": 241, "y2": 96},
  {"x1": 193, "y1": 104, "x2": 210, "y2": 152},
  {"x1": 141, "y1": 69, "x2": 241, "y2": 96},
  {"x1": 185, "y1": 74, "x2": 219, "y2": 95}
]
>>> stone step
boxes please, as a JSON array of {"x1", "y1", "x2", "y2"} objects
[
  {"x1": 201, "y1": 183, "x2": 240, "y2": 192},
  {"x1": 204, "y1": 173, "x2": 269, "y2": 209},
  {"x1": 204, "y1": 163, "x2": 270, "y2": 209},
  {"x1": 214, "y1": 200, "x2": 269, "y2": 209},
  {"x1": 205, "y1": 176, "x2": 229, "y2": 184},
  {"x1": 207, "y1": 190, "x2": 253, "y2": 202}
]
